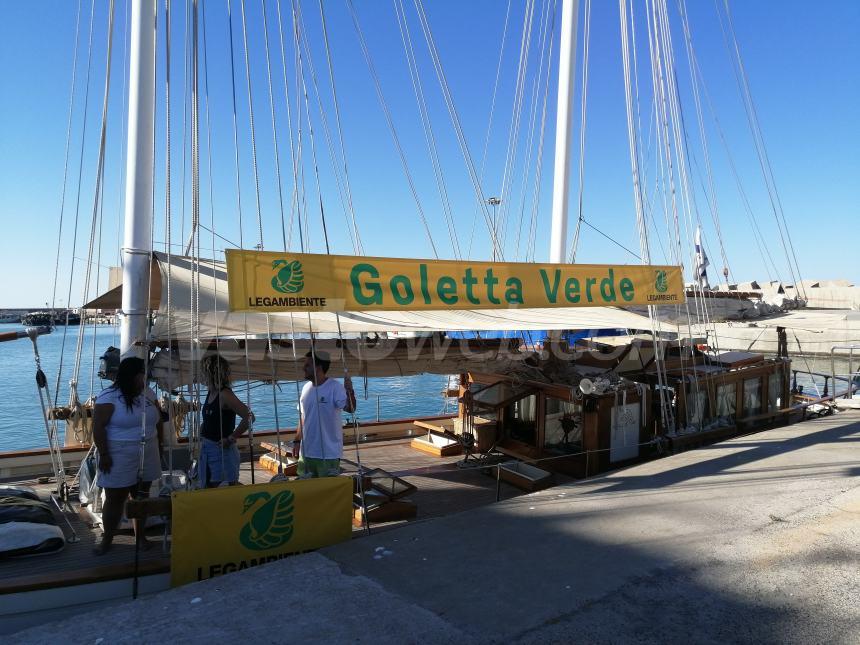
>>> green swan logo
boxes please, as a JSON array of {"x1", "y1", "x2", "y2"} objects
[
  {"x1": 239, "y1": 490, "x2": 295, "y2": 551},
  {"x1": 654, "y1": 270, "x2": 668, "y2": 293},
  {"x1": 271, "y1": 259, "x2": 304, "y2": 294}
]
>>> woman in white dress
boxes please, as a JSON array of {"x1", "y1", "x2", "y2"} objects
[{"x1": 91, "y1": 357, "x2": 163, "y2": 555}]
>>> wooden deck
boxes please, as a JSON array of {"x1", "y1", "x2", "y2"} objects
[
  {"x1": 0, "y1": 437, "x2": 550, "y2": 592},
  {"x1": 0, "y1": 478, "x2": 170, "y2": 592}
]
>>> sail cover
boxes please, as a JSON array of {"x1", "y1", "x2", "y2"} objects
[{"x1": 149, "y1": 252, "x2": 658, "y2": 338}]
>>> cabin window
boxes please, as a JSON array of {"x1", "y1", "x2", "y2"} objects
[
  {"x1": 504, "y1": 394, "x2": 538, "y2": 445},
  {"x1": 471, "y1": 381, "x2": 532, "y2": 409},
  {"x1": 743, "y1": 378, "x2": 762, "y2": 416},
  {"x1": 768, "y1": 371, "x2": 783, "y2": 411},
  {"x1": 715, "y1": 383, "x2": 737, "y2": 420},
  {"x1": 686, "y1": 386, "x2": 709, "y2": 429},
  {"x1": 544, "y1": 397, "x2": 582, "y2": 453}
]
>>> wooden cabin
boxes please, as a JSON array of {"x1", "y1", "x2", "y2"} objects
[
  {"x1": 458, "y1": 371, "x2": 653, "y2": 478},
  {"x1": 454, "y1": 345, "x2": 792, "y2": 477}
]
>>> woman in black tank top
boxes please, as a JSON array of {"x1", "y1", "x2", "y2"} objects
[{"x1": 199, "y1": 355, "x2": 254, "y2": 487}]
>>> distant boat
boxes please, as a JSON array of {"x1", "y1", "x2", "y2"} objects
[
  {"x1": 21, "y1": 311, "x2": 81, "y2": 327},
  {"x1": 0, "y1": 313, "x2": 21, "y2": 324}
]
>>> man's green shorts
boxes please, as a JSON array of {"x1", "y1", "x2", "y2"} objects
[{"x1": 297, "y1": 456, "x2": 341, "y2": 479}]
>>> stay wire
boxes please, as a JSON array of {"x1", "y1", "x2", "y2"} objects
[
  {"x1": 569, "y1": 0, "x2": 592, "y2": 263},
  {"x1": 524, "y1": 4, "x2": 557, "y2": 263},
  {"x1": 393, "y1": 0, "x2": 461, "y2": 259},
  {"x1": 217, "y1": 0, "x2": 256, "y2": 478},
  {"x1": 345, "y1": 0, "x2": 439, "y2": 259},
  {"x1": 513, "y1": 0, "x2": 554, "y2": 261},
  {"x1": 317, "y1": 0, "x2": 364, "y2": 254},
  {"x1": 718, "y1": 0, "x2": 804, "y2": 297},
  {"x1": 51, "y1": 0, "x2": 97, "y2": 413},
  {"x1": 466, "y1": 0, "x2": 511, "y2": 260},
  {"x1": 260, "y1": 0, "x2": 291, "y2": 253},
  {"x1": 273, "y1": 0, "x2": 301, "y2": 250},
  {"x1": 49, "y1": 0, "x2": 83, "y2": 320},
  {"x1": 293, "y1": 1, "x2": 361, "y2": 254},
  {"x1": 72, "y1": 0, "x2": 117, "y2": 397},
  {"x1": 412, "y1": 0, "x2": 503, "y2": 260},
  {"x1": 495, "y1": 0, "x2": 536, "y2": 254},
  {"x1": 239, "y1": 0, "x2": 284, "y2": 462}
]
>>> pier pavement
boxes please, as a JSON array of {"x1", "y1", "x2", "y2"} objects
[{"x1": 10, "y1": 410, "x2": 860, "y2": 644}]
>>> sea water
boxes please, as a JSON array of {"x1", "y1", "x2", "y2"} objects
[{"x1": 0, "y1": 323, "x2": 455, "y2": 451}]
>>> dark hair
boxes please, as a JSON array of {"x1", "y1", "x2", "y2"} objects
[
  {"x1": 305, "y1": 350, "x2": 331, "y2": 374},
  {"x1": 111, "y1": 357, "x2": 146, "y2": 411},
  {"x1": 98, "y1": 346, "x2": 121, "y2": 380}
]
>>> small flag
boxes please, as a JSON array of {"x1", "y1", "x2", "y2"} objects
[{"x1": 694, "y1": 226, "x2": 710, "y2": 289}]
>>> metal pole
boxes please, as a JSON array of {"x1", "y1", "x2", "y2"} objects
[
  {"x1": 830, "y1": 348, "x2": 835, "y2": 399},
  {"x1": 120, "y1": 0, "x2": 156, "y2": 358},
  {"x1": 549, "y1": 0, "x2": 579, "y2": 264}
]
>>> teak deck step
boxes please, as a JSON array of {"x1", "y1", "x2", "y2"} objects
[
  {"x1": 410, "y1": 429, "x2": 463, "y2": 457},
  {"x1": 353, "y1": 500, "x2": 417, "y2": 526}
]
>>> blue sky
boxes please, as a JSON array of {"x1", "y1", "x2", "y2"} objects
[{"x1": 0, "y1": 0, "x2": 858, "y2": 308}]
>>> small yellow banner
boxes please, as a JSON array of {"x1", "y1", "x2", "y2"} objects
[
  {"x1": 225, "y1": 250, "x2": 685, "y2": 312},
  {"x1": 170, "y1": 477, "x2": 352, "y2": 587}
]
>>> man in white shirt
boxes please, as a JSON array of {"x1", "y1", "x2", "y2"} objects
[{"x1": 292, "y1": 350, "x2": 356, "y2": 478}]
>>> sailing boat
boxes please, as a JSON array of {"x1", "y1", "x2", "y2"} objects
[{"x1": 0, "y1": 0, "x2": 844, "y2": 631}]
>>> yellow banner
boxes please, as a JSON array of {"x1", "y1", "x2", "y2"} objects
[
  {"x1": 170, "y1": 477, "x2": 352, "y2": 587},
  {"x1": 226, "y1": 250, "x2": 685, "y2": 312}
]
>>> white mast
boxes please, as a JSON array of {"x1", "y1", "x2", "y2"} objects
[
  {"x1": 549, "y1": 0, "x2": 579, "y2": 264},
  {"x1": 120, "y1": 0, "x2": 156, "y2": 357}
]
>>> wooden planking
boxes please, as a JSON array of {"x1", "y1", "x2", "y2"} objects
[
  {"x1": 1, "y1": 438, "x2": 555, "y2": 590},
  {"x1": 0, "y1": 480, "x2": 169, "y2": 590}
]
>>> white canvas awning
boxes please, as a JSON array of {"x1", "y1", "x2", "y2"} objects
[{"x1": 149, "y1": 336, "x2": 548, "y2": 390}]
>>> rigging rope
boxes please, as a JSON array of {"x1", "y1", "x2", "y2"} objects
[
  {"x1": 317, "y1": 0, "x2": 364, "y2": 254},
  {"x1": 180, "y1": 0, "x2": 191, "y2": 251},
  {"x1": 393, "y1": 0, "x2": 461, "y2": 259},
  {"x1": 293, "y1": 1, "x2": 362, "y2": 254},
  {"x1": 260, "y1": 0, "x2": 292, "y2": 254},
  {"x1": 51, "y1": 0, "x2": 97, "y2": 415},
  {"x1": 202, "y1": 0, "x2": 254, "y2": 479},
  {"x1": 619, "y1": 0, "x2": 674, "y2": 432},
  {"x1": 524, "y1": 0, "x2": 558, "y2": 262},
  {"x1": 345, "y1": 0, "x2": 439, "y2": 258},
  {"x1": 466, "y1": 0, "x2": 512, "y2": 261},
  {"x1": 71, "y1": 0, "x2": 117, "y2": 419},
  {"x1": 569, "y1": 0, "x2": 592, "y2": 263},
  {"x1": 513, "y1": 0, "x2": 555, "y2": 261},
  {"x1": 412, "y1": 0, "x2": 503, "y2": 259},
  {"x1": 238, "y1": 0, "x2": 284, "y2": 473},
  {"x1": 495, "y1": 0, "x2": 536, "y2": 254},
  {"x1": 274, "y1": 0, "x2": 302, "y2": 250},
  {"x1": 675, "y1": 0, "x2": 732, "y2": 284},
  {"x1": 717, "y1": 0, "x2": 805, "y2": 298},
  {"x1": 49, "y1": 0, "x2": 83, "y2": 322}
]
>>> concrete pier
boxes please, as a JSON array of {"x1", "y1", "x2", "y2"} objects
[{"x1": 10, "y1": 412, "x2": 860, "y2": 644}]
